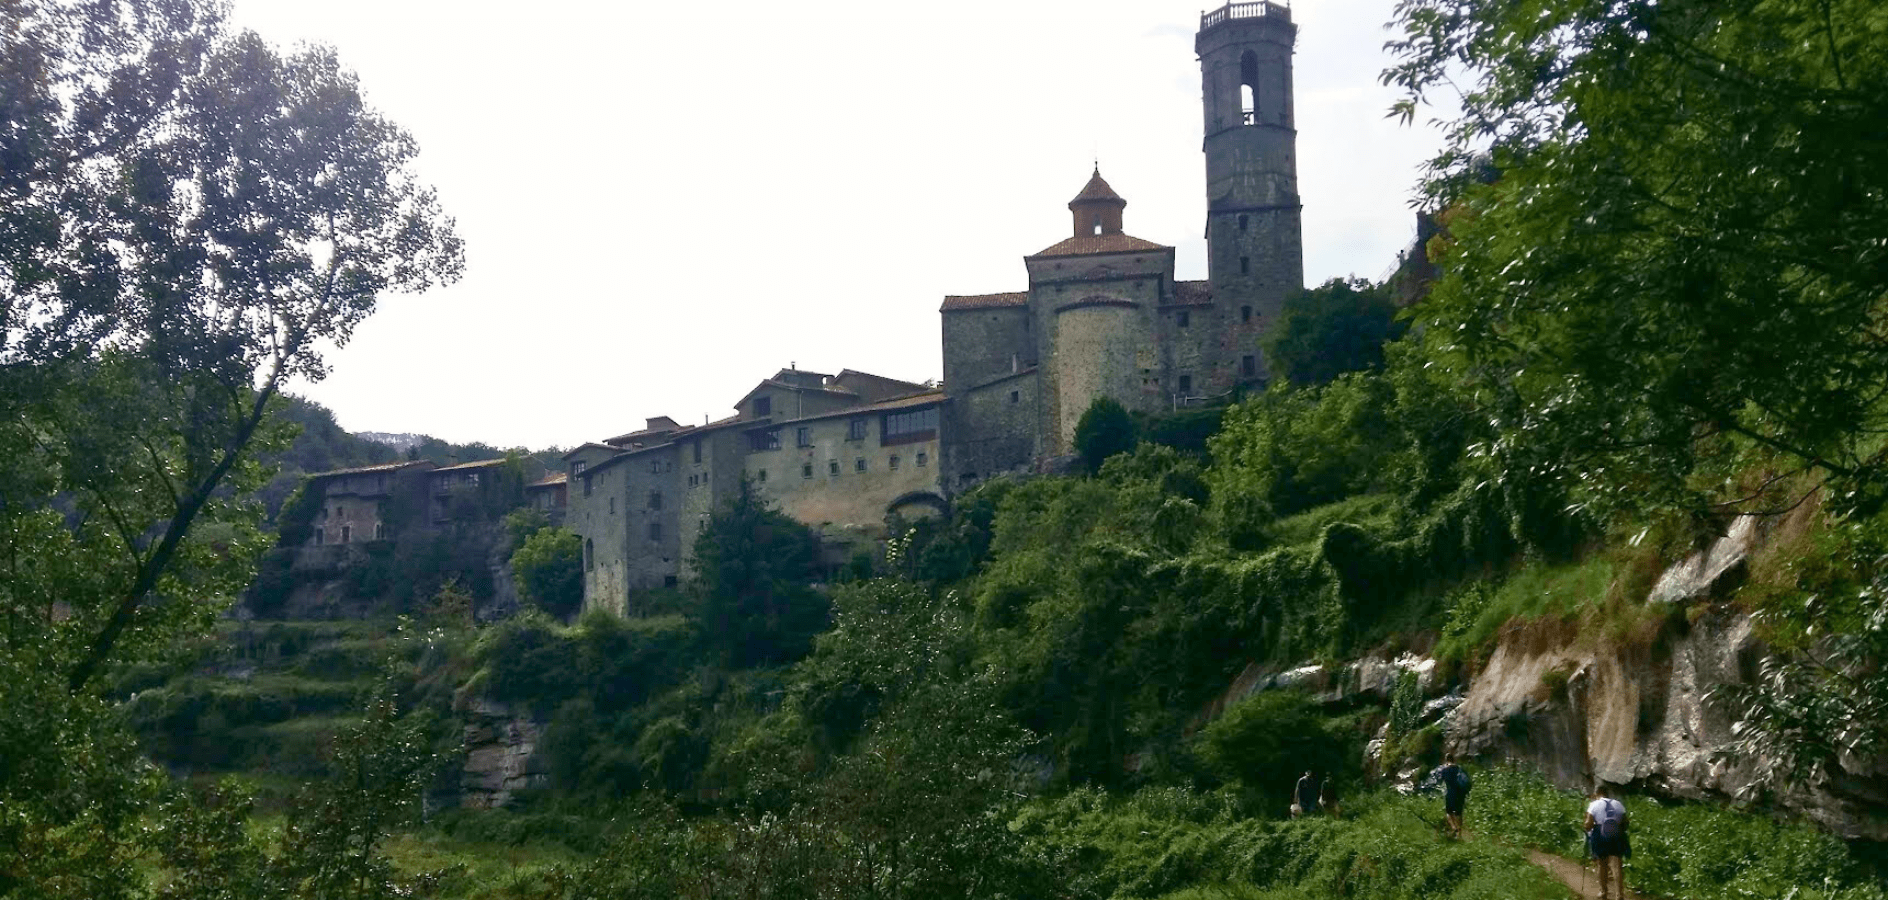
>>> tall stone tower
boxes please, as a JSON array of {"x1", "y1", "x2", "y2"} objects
[{"x1": 1197, "y1": 2, "x2": 1303, "y2": 324}]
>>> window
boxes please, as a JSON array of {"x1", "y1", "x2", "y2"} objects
[
  {"x1": 1239, "y1": 49, "x2": 1260, "y2": 125},
  {"x1": 1241, "y1": 305, "x2": 1252, "y2": 323},
  {"x1": 585, "y1": 538, "x2": 594, "y2": 571},
  {"x1": 692, "y1": 440, "x2": 702, "y2": 464},
  {"x1": 341, "y1": 525, "x2": 351, "y2": 543},
  {"x1": 648, "y1": 522, "x2": 662, "y2": 541},
  {"x1": 1179, "y1": 375, "x2": 1193, "y2": 394},
  {"x1": 1243, "y1": 355, "x2": 1258, "y2": 377},
  {"x1": 917, "y1": 451, "x2": 928, "y2": 467},
  {"x1": 802, "y1": 463, "x2": 814, "y2": 479},
  {"x1": 754, "y1": 395, "x2": 772, "y2": 417},
  {"x1": 749, "y1": 429, "x2": 780, "y2": 451},
  {"x1": 648, "y1": 491, "x2": 662, "y2": 510},
  {"x1": 664, "y1": 575, "x2": 679, "y2": 588},
  {"x1": 583, "y1": 474, "x2": 593, "y2": 497},
  {"x1": 847, "y1": 418, "x2": 868, "y2": 441},
  {"x1": 320, "y1": 506, "x2": 329, "y2": 521},
  {"x1": 1009, "y1": 390, "x2": 1019, "y2": 404},
  {"x1": 758, "y1": 468, "x2": 768, "y2": 482},
  {"x1": 315, "y1": 528, "x2": 324, "y2": 545},
  {"x1": 1240, "y1": 256, "x2": 1250, "y2": 275},
  {"x1": 1177, "y1": 311, "x2": 1190, "y2": 328},
  {"x1": 573, "y1": 460, "x2": 587, "y2": 476},
  {"x1": 889, "y1": 455, "x2": 901, "y2": 471},
  {"x1": 796, "y1": 426, "x2": 812, "y2": 448},
  {"x1": 374, "y1": 522, "x2": 386, "y2": 541},
  {"x1": 609, "y1": 497, "x2": 616, "y2": 514},
  {"x1": 829, "y1": 460, "x2": 840, "y2": 476},
  {"x1": 855, "y1": 457, "x2": 867, "y2": 472},
  {"x1": 1238, "y1": 213, "x2": 1248, "y2": 231},
  {"x1": 879, "y1": 406, "x2": 938, "y2": 445},
  {"x1": 650, "y1": 461, "x2": 661, "y2": 474}
]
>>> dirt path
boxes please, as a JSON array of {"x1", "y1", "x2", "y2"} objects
[{"x1": 1525, "y1": 849, "x2": 1647, "y2": 900}]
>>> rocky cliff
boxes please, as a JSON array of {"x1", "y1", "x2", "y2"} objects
[
  {"x1": 1447, "y1": 515, "x2": 1888, "y2": 840},
  {"x1": 1203, "y1": 512, "x2": 1888, "y2": 840},
  {"x1": 459, "y1": 698, "x2": 548, "y2": 809}
]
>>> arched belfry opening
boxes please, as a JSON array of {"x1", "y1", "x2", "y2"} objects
[
  {"x1": 1068, "y1": 166, "x2": 1127, "y2": 237},
  {"x1": 1240, "y1": 50, "x2": 1260, "y2": 125}
]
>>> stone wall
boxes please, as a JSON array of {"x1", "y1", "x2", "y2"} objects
[
  {"x1": 942, "y1": 305, "x2": 1034, "y2": 394},
  {"x1": 941, "y1": 372, "x2": 1040, "y2": 491},
  {"x1": 744, "y1": 407, "x2": 943, "y2": 535}
]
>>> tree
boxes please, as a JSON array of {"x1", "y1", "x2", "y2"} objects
[
  {"x1": 1073, "y1": 396, "x2": 1137, "y2": 474},
  {"x1": 1384, "y1": 0, "x2": 1888, "y2": 519},
  {"x1": 689, "y1": 478, "x2": 828, "y2": 667},
  {"x1": 1262, "y1": 277, "x2": 1406, "y2": 386},
  {"x1": 0, "y1": 2, "x2": 461, "y2": 893},
  {"x1": 513, "y1": 526, "x2": 584, "y2": 619}
]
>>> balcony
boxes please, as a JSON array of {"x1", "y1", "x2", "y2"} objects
[{"x1": 1200, "y1": 1, "x2": 1291, "y2": 32}]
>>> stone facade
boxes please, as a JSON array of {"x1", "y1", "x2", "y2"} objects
[
  {"x1": 561, "y1": 369, "x2": 948, "y2": 614},
  {"x1": 939, "y1": 2, "x2": 1301, "y2": 485},
  {"x1": 553, "y1": 3, "x2": 1303, "y2": 614},
  {"x1": 742, "y1": 393, "x2": 946, "y2": 536},
  {"x1": 304, "y1": 461, "x2": 435, "y2": 548}
]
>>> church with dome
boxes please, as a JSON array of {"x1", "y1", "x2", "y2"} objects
[{"x1": 937, "y1": 0, "x2": 1303, "y2": 489}]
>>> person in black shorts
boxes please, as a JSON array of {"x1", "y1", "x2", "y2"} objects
[
  {"x1": 1585, "y1": 784, "x2": 1631, "y2": 900},
  {"x1": 1435, "y1": 754, "x2": 1469, "y2": 838},
  {"x1": 1292, "y1": 770, "x2": 1318, "y2": 818}
]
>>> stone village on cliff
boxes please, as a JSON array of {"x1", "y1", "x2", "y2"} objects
[{"x1": 298, "y1": 2, "x2": 1308, "y2": 616}]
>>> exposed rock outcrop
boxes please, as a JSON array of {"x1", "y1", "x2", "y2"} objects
[
  {"x1": 1447, "y1": 519, "x2": 1888, "y2": 840},
  {"x1": 460, "y1": 699, "x2": 548, "y2": 809}
]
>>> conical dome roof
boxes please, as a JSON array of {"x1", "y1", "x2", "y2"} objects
[{"x1": 1069, "y1": 166, "x2": 1126, "y2": 207}]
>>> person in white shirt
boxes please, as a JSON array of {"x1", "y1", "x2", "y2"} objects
[{"x1": 1584, "y1": 784, "x2": 1631, "y2": 900}]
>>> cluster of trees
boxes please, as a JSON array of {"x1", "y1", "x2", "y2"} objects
[
  {"x1": 1, "y1": 0, "x2": 461, "y2": 893},
  {"x1": 7, "y1": 0, "x2": 1888, "y2": 895}
]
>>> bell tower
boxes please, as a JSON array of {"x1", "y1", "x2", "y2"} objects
[{"x1": 1197, "y1": 2, "x2": 1303, "y2": 320}]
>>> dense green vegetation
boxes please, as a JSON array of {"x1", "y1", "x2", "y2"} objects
[{"x1": 8, "y1": 0, "x2": 1888, "y2": 897}]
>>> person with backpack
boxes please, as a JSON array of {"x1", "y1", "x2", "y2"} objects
[
  {"x1": 1585, "y1": 784, "x2": 1631, "y2": 900},
  {"x1": 1292, "y1": 770, "x2": 1319, "y2": 818},
  {"x1": 1435, "y1": 755, "x2": 1470, "y2": 838}
]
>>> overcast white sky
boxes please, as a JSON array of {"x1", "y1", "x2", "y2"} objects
[{"x1": 236, "y1": 0, "x2": 1447, "y2": 450}]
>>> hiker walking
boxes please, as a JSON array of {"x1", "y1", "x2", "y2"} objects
[
  {"x1": 1318, "y1": 773, "x2": 1341, "y2": 819},
  {"x1": 1292, "y1": 770, "x2": 1318, "y2": 818},
  {"x1": 1585, "y1": 784, "x2": 1631, "y2": 900},
  {"x1": 1435, "y1": 754, "x2": 1470, "y2": 838}
]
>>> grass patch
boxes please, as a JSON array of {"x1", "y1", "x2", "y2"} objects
[
  {"x1": 1465, "y1": 768, "x2": 1887, "y2": 900},
  {"x1": 1436, "y1": 555, "x2": 1614, "y2": 664},
  {"x1": 1267, "y1": 493, "x2": 1400, "y2": 547},
  {"x1": 1010, "y1": 783, "x2": 1569, "y2": 900}
]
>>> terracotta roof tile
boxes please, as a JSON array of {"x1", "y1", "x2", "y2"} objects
[
  {"x1": 940, "y1": 291, "x2": 1028, "y2": 311},
  {"x1": 1171, "y1": 280, "x2": 1214, "y2": 305},
  {"x1": 1070, "y1": 168, "x2": 1126, "y2": 205},
  {"x1": 307, "y1": 461, "x2": 434, "y2": 479},
  {"x1": 1030, "y1": 233, "x2": 1169, "y2": 258},
  {"x1": 433, "y1": 457, "x2": 512, "y2": 472}
]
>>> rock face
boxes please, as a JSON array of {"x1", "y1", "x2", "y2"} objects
[
  {"x1": 1447, "y1": 521, "x2": 1888, "y2": 840},
  {"x1": 460, "y1": 699, "x2": 548, "y2": 809}
]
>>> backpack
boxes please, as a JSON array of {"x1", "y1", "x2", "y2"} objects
[
  {"x1": 1596, "y1": 799, "x2": 1624, "y2": 839},
  {"x1": 1450, "y1": 767, "x2": 1472, "y2": 795}
]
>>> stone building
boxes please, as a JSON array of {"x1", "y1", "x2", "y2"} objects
[
  {"x1": 563, "y1": 369, "x2": 947, "y2": 614},
  {"x1": 939, "y1": 1, "x2": 1300, "y2": 489},
  {"x1": 554, "y1": 2, "x2": 1303, "y2": 614},
  {"x1": 304, "y1": 460, "x2": 436, "y2": 548}
]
